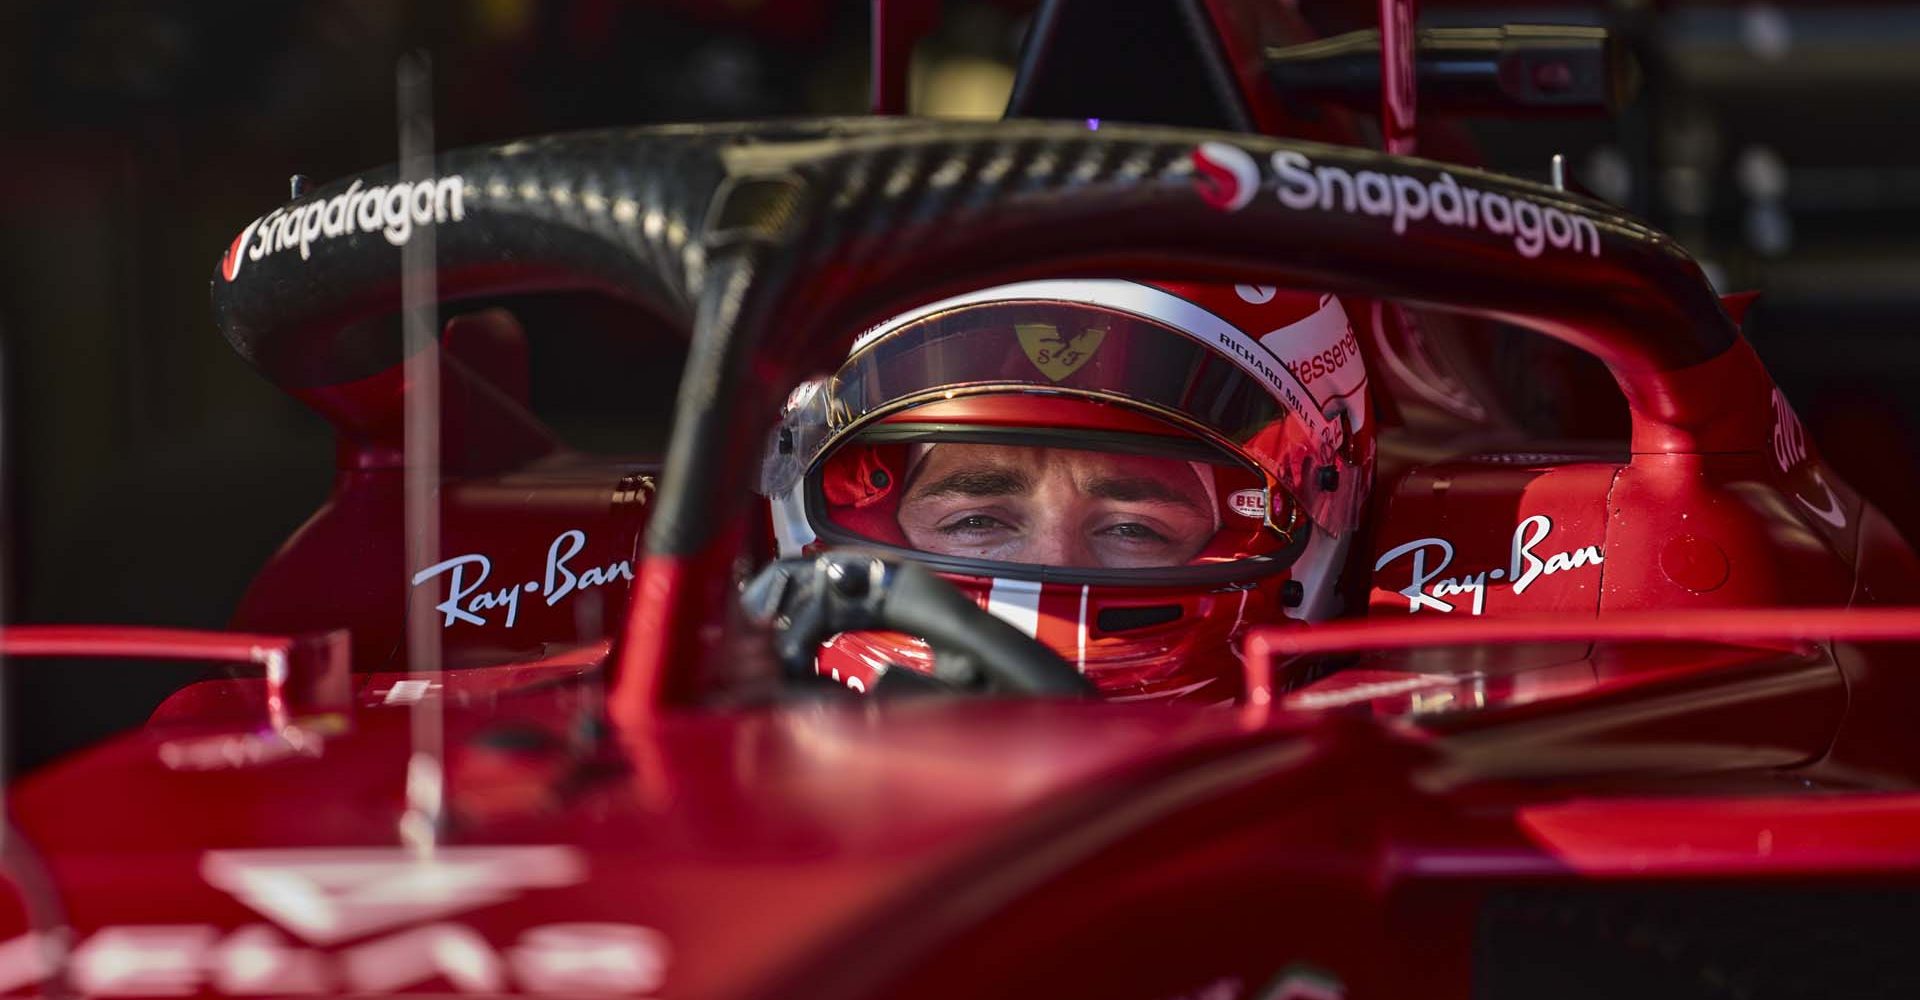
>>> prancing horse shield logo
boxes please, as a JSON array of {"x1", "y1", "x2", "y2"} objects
[{"x1": 1016, "y1": 323, "x2": 1107, "y2": 382}]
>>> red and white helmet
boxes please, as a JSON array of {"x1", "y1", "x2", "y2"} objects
[{"x1": 765, "y1": 280, "x2": 1374, "y2": 703}]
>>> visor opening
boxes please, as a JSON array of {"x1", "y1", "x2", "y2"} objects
[{"x1": 1096, "y1": 604, "x2": 1184, "y2": 633}]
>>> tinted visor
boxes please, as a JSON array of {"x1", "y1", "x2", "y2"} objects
[{"x1": 827, "y1": 301, "x2": 1293, "y2": 456}]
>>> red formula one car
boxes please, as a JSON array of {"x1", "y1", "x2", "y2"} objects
[{"x1": 7, "y1": 2, "x2": 1920, "y2": 998}]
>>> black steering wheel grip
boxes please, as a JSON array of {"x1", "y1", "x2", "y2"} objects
[{"x1": 740, "y1": 552, "x2": 1094, "y2": 698}]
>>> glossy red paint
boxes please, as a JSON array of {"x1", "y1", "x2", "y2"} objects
[
  {"x1": 11, "y1": 692, "x2": 1310, "y2": 997},
  {"x1": 1620, "y1": 336, "x2": 1774, "y2": 455},
  {"x1": 1, "y1": 625, "x2": 325, "y2": 665},
  {"x1": 147, "y1": 641, "x2": 605, "y2": 727},
  {"x1": 17, "y1": 625, "x2": 1920, "y2": 998},
  {"x1": 1255, "y1": 607, "x2": 1920, "y2": 661},
  {"x1": 234, "y1": 457, "x2": 650, "y2": 673},
  {"x1": 172, "y1": 302, "x2": 661, "y2": 721},
  {"x1": 13, "y1": 5, "x2": 1920, "y2": 999},
  {"x1": 1369, "y1": 460, "x2": 1616, "y2": 618},
  {"x1": 1244, "y1": 609, "x2": 1920, "y2": 794},
  {"x1": 612, "y1": 517, "x2": 760, "y2": 723},
  {"x1": 2, "y1": 625, "x2": 351, "y2": 727},
  {"x1": 611, "y1": 551, "x2": 686, "y2": 723},
  {"x1": 234, "y1": 312, "x2": 655, "y2": 674},
  {"x1": 1363, "y1": 357, "x2": 1882, "y2": 625},
  {"x1": 1516, "y1": 795, "x2": 1920, "y2": 875}
]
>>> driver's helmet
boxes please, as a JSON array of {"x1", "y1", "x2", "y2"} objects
[{"x1": 764, "y1": 279, "x2": 1374, "y2": 703}]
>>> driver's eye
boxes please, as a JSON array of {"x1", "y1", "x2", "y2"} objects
[
  {"x1": 1097, "y1": 521, "x2": 1170, "y2": 543},
  {"x1": 939, "y1": 514, "x2": 1013, "y2": 536}
]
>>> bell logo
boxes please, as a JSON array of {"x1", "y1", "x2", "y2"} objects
[
  {"x1": 1229, "y1": 489, "x2": 1268, "y2": 519},
  {"x1": 1192, "y1": 141, "x2": 1260, "y2": 212},
  {"x1": 1016, "y1": 323, "x2": 1106, "y2": 382}
]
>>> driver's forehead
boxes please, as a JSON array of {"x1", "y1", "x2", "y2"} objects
[{"x1": 910, "y1": 443, "x2": 1203, "y2": 493}]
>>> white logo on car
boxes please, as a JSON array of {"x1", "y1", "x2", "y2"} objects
[
  {"x1": 1193, "y1": 142, "x2": 1603, "y2": 260},
  {"x1": 410, "y1": 529, "x2": 634, "y2": 629},
  {"x1": 1373, "y1": 514, "x2": 1605, "y2": 615},
  {"x1": 1771, "y1": 388, "x2": 1847, "y2": 529},
  {"x1": 1191, "y1": 141, "x2": 1260, "y2": 212},
  {"x1": 0, "y1": 847, "x2": 670, "y2": 996},
  {"x1": 221, "y1": 175, "x2": 466, "y2": 281}
]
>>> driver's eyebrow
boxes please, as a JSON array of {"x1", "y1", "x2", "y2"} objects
[
  {"x1": 908, "y1": 467, "x2": 1033, "y2": 500},
  {"x1": 1084, "y1": 475, "x2": 1206, "y2": 510}
]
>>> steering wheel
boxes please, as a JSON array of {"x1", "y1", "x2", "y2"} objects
[{"x1": 740, "y1": 551, "x2": 1094, "y2": 698}]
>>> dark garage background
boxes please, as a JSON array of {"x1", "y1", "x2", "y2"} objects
[{"x1": 1, "y1": 0, "x2": 1916, "y2": 769}]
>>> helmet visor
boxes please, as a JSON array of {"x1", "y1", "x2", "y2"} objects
[
  {"x1": 829, "y1": 300, "x2": 1301, "y2": 460},
  {"x1": 773, "y1": 298, "x2": 1358, "y2": 539}
]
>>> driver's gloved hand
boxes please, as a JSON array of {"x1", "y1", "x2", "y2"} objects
[{"x1": 740, "y1": 552, "x2": 1092, "y2": 698}]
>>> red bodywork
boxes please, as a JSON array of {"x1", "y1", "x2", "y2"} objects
[{"x1": 8, "y1": 3, "x2": 1920, "y2": 999}]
